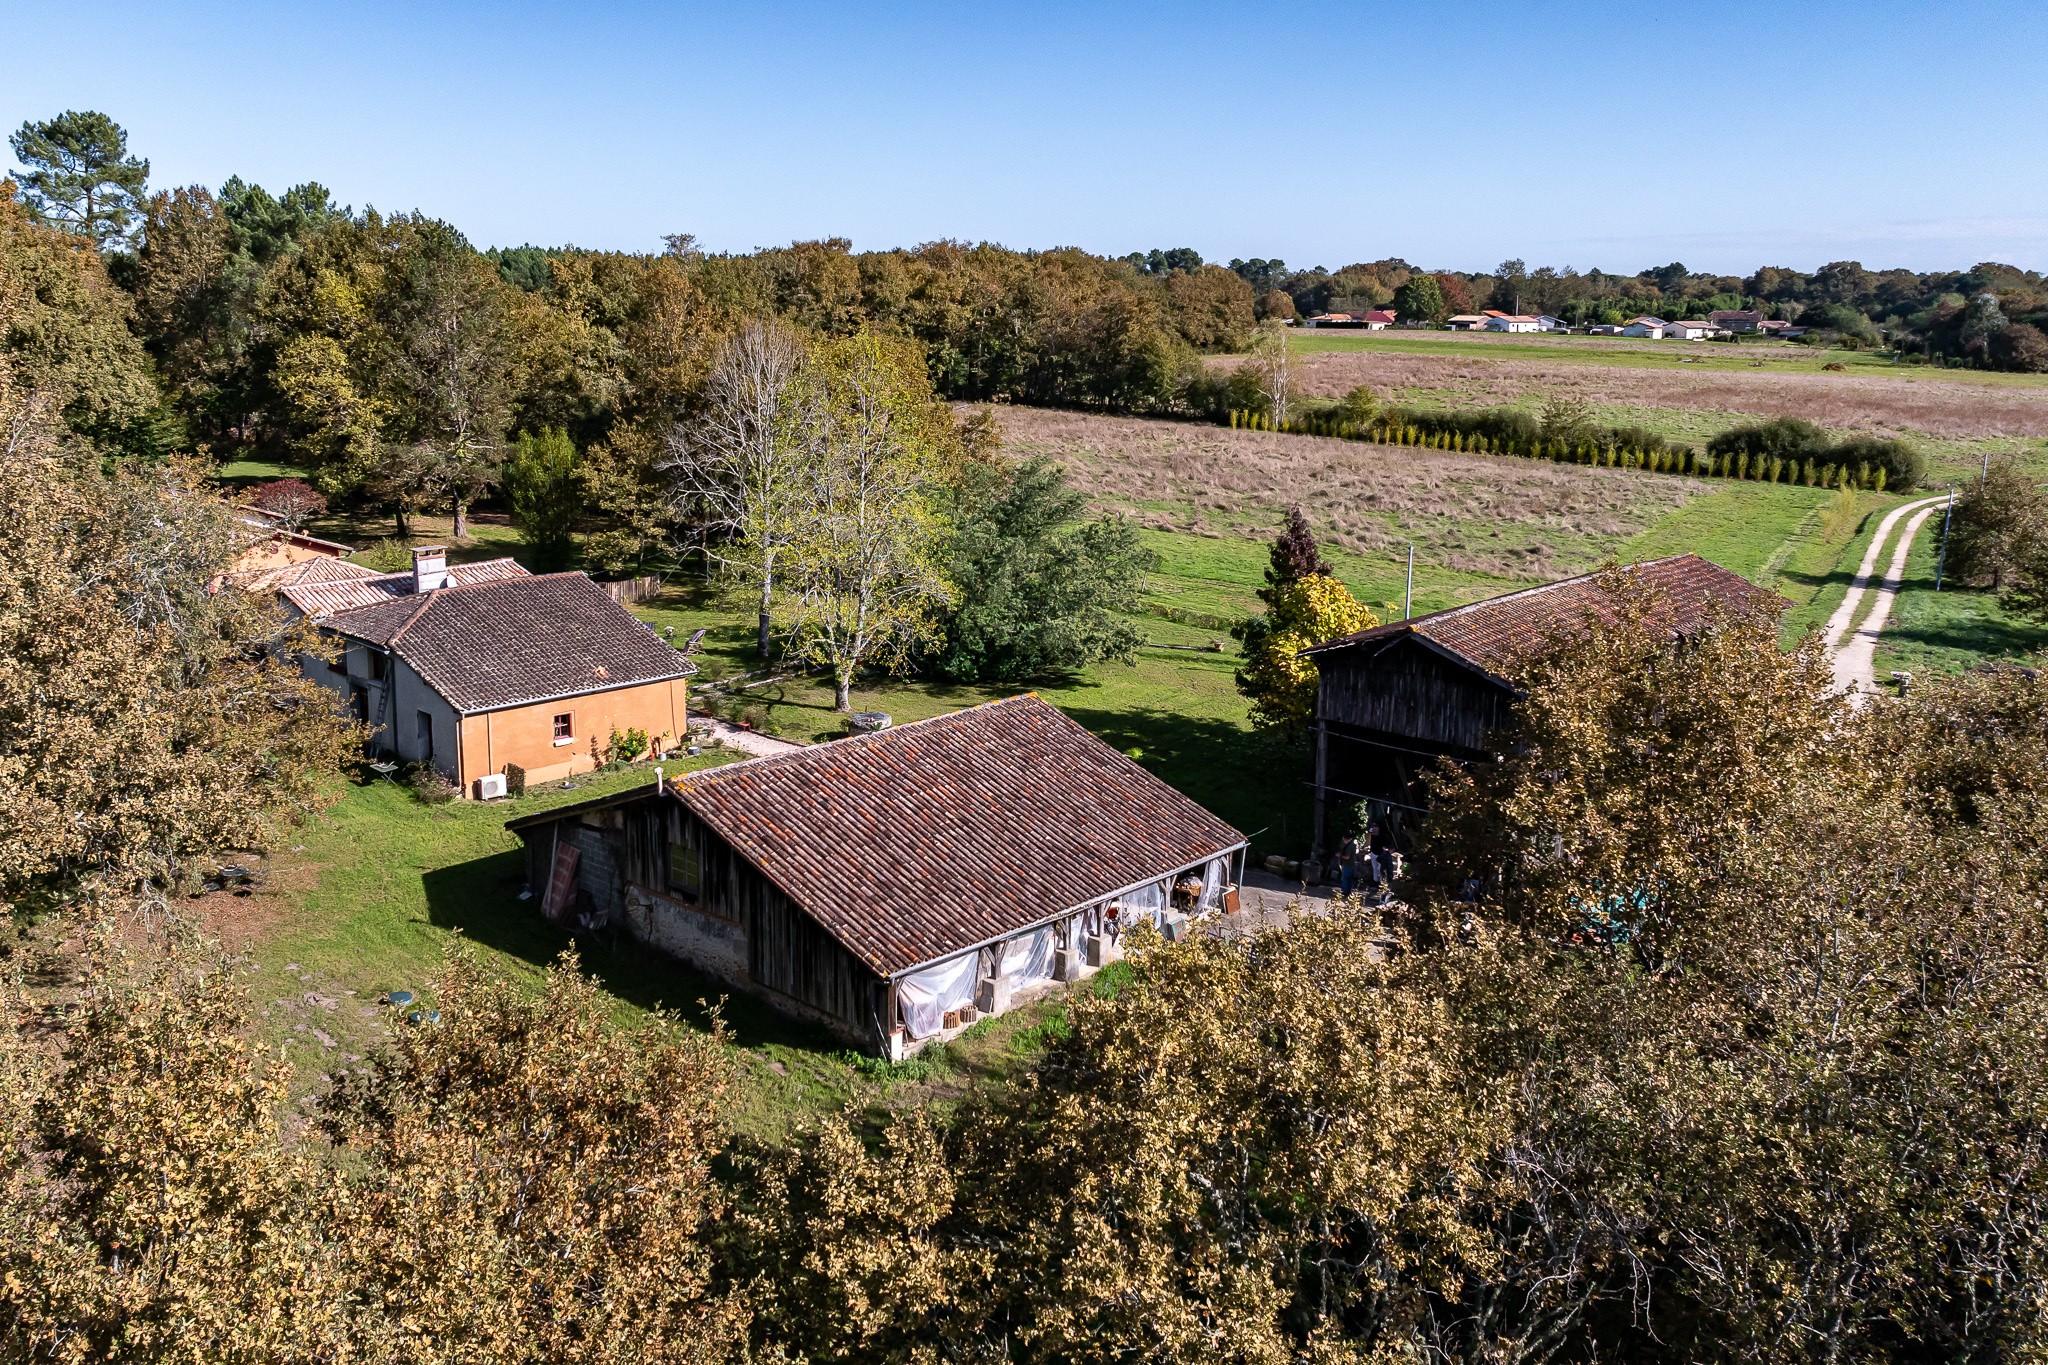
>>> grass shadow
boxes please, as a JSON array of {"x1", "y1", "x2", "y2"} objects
[
  {"x1": 1883, "y1": 574, "x2": 2048, "y2": 662},
  {"x1": 1058, "y1": 703, "x2": 1311, "y2": 856},
  {"x1": 419, "y1": 855, "x2": 845, "y2": 1054}
]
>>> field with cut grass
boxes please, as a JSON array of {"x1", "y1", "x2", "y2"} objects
[{"x1": 999, "y1": 405, "x2": 1704, "y2": 583}]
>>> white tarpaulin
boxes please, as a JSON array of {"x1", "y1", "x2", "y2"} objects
[
  {"x1": 1000, "y1": 924, "x2": 1057, "y2": 984},
  {"x1": 1199, "y1": 857, "x2": 1231, "y2": 912},
  {"x1": 1117, "y1": 880, "x2": 1168, "y2": 932},
  {"x1": 897, "y1": 952, "x2": 979, "y2": 1040}
]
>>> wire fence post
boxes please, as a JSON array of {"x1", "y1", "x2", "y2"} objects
[
  {"x1": 1404, "y1": 543, "x2": 1414, "y2": 620},
  {"x1": 1934, "y1": 487, "x2": 1955, "y2": 592}
]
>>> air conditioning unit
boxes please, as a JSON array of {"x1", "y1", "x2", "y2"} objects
[{"x1": 474, "y1": 773, "x2": 509, "y2": 801}]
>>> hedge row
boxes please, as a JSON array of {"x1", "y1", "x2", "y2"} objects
[{"x1": 1224, "y1": 409, "x2": 1908, "y2": 491}]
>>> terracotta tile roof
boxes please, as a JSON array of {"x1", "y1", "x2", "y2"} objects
[
  {"x1": 322, "y1": 571, "x2": 695, "y2": 713},
  {"x1": 281, "y1": 556, "x2": 530, "y2": 618},
  {"x1": 1304, "y1": 554, "x2": 1785, "y2": 683},
  {"x1": 227, "y1": 556, "x2": 380, "y2": 593},
  {"x1": 666, "y1": 695, "x2": 1245, "y2": 976},
  {"x1": 231, "y1": 509, "x2": 356, "y2": 558}
]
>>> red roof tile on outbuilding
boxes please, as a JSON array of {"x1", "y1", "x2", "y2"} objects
[
  {"x1": 1304, "y1": 554, "x2": 1783, "y2": 682},
  {"x1": 669, "y1": 695, "x2": 1245, "y2": 976}
]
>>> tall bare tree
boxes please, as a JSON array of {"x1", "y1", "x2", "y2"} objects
[
  {"x1": 781, "y1": 335, "x2": 951, "y2": 711},
  {"x1": 663, "y1": 320, "x2": 811, "y2": 659},
  {"x1": 1251, "y1": 320, "x2": 1291, "y2": 425}
]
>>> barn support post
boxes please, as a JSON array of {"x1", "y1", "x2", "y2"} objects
[{"x1": 1311, "y1": 709, "x2": 1330, "y2": 860}]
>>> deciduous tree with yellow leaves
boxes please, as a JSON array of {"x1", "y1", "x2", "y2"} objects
[{"x1": 1234, "y1": 508, "x2": 1375, "y2": 733}]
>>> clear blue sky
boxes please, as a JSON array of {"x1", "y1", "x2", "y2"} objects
[{"x1": 6, "y1": 0, "x2": 2047, "y2": 275}]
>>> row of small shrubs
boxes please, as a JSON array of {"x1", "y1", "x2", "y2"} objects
[
  {"x1": 1223, "y1": 407, "x2": 1920, "y2": 490},
  {"x1": 1706, "y1": 417, "x2": 1924, "y2": 489}
]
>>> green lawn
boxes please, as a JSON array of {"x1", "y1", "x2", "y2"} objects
[
  {"x1": 1620, "y1": 482, "x2": 1837, "y2": 581},
  {"x1": 1874, "y1": 502, "x2": 2048, "y2": 678}
]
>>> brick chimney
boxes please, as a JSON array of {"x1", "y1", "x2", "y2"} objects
[{"x1": 411, "y1": 545, "x2": 449, "y2": 593}]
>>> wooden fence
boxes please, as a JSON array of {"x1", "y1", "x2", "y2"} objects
[{"x1": 597, "y1": 575, "x2": 663, "y2": 604}]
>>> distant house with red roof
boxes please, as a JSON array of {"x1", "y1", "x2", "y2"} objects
[
  {"x1": 1304, "y1": 309, "x2": 1396, "y2": 329},
  {"x1": 219, "y1": 505, "x2": 356, "y2": 586}
]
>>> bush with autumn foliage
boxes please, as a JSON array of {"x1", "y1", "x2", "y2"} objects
[
  {"x1": 743, "y1": 578, "x2": 2048, "y2": 1363},
  {"x1": 1233, "y1": 508, "x2": 1377, "y2": 732}
]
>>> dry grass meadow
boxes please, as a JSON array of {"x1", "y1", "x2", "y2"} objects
[
  {"x1": 1272, "y1": 349, "x2": 2048, "y2": 441},
  {"x1": 995, "y1": 406, "x2": 1702, "y2": 582}
]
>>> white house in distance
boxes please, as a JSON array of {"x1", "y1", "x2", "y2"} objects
[
  {"x1": 1665, "y1": 319, "x2": 1720, "y2": 340},
  {"x1": 1622, "y1": 316, "x2": 1668, "y2": 338},
  {"x1": 1536, "y1": 315, "x2": 1570, "y2": 332},
  {"x1": 1483, "y1": 311, "x2": 1541, "y2": 333},
  {"x1": 1445, "y1": 314, "x2": 1487, "y2": 331}
]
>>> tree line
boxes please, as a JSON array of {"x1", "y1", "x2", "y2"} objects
[
  {"x1": 1220, "y1": 250, "x2": 2048, "y2": 368},
  {"x1": 5, "y1": 111, "x2": 1173, "y2": 701}
]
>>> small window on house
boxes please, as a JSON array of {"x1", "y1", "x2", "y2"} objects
[
  {"x1": 668, "y1": 843, "x2": 700, "y2": 901},
  {"x1": 366, "y1": 651, "x2": 387, "y2": 682},
  {"x1": 552, "y1": 713, "x2": 574, "y2": 744}
]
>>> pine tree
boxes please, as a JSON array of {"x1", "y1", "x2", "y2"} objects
[{"x1": 8, "y1": 110, "x2": 150, "y2": 248}]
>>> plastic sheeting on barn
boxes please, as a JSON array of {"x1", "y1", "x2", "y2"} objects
[{"x1": 898, "y1": 952, "x2": 980, "y2": 1039}]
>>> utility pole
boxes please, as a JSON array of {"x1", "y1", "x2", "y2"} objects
[
  {"x1": 1404, "y1": 543, "x2": 1415, "y2": 619},
  {"x1": 1935, "y1": 486, "x2": 1955, "y2": 592}
]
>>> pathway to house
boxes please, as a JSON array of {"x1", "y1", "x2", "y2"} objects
[
  {"x1": 686, "y1": 714, "x2": 808, "y2": 758},
  {"x1": 1824, "y1": 493, "x2": 1950, "y2": 703}
]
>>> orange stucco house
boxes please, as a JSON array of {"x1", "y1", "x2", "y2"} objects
[{"x1": 297, "y1": 548, "x2": 696, "y2": 795}]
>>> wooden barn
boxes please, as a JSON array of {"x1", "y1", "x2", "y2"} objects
[
  {"x1": 506, "y1": 696, "x2": 1247, "y2": 1057},
  {"x1": 1301, "y1": 554, "x2": 1782, "y2": 855}
]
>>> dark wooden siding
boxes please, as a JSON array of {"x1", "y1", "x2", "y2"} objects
[
  {"x1": 1316, "y1": 636, "x2": 1515, "y2": 755},
  {"x1": 515, "y1": 792, "x2": 888, "y2": 1049}
]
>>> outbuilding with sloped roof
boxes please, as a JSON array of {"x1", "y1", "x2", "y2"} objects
[
  {"x1": 506, "y1": 695, "x2": 1247, "y2": 1055},
  {"x1": 1300, "y1": 554, "x2": 1784, "y2": 855},
  {"x1": 300, "y1": 549, "x2": 695, "y2": 793}
]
